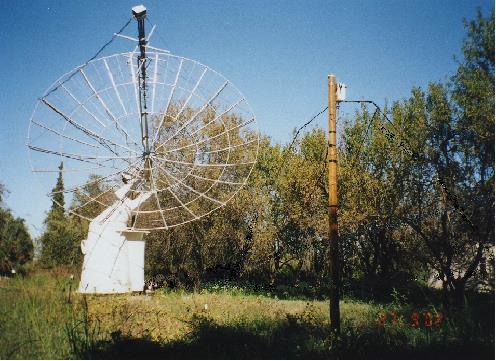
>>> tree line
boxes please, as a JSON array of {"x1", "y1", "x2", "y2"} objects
[{"x1": 146, "y1": 10, "x2": 494, "y2": 303}]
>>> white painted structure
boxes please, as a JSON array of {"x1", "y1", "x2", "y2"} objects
[
  {"x1": 78, "y1": 183, "x2": 151, "y2": 293},
  {"x1": 337, "y1": 83, "x2": 346, "y2": 101}
]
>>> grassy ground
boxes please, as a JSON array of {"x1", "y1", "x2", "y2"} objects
[{"x1": 0, "y1": 269, "x2": 494, "y2": 359}]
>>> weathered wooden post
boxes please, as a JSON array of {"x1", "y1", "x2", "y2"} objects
[{"x1": 327, "y1": 74, "x2": 340, "y2": 333}]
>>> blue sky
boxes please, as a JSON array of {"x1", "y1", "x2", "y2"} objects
[{"x1": 0, "y1": 0, "x2": 493, "y2": 237}]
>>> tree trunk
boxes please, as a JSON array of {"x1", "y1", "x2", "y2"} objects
[{"x1": 452, "y1": 279, "x2": 466, "y2": 306}]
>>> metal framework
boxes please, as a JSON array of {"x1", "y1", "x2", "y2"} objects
[{"x1": 28, "y1": 17, "x2": 259, "y2": 231}]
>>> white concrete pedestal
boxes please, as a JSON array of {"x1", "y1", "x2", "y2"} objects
[
  {"x1": 122, "y1": 230, "x2": 149, "y2": 292},
  {"x1": 78, "y1": 184, "x2": 151, "y2": 294}
]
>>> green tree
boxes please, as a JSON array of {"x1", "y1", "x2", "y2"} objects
[
  {"x1": 269, "y1": 129, "x2": 328, "y2": 288},
  {"x1": 337, "y1": 103, "x2": 427, "y2": 299},
  {"x1": 337, "y1": 9, "x2": 494, "y2": 304},
  {"x1": 40, "y1": 162, "x2": 81, "y2": 266},
  {"x1": 0, "y1": 183, "x2": 33, "y2": 275},
  {"x1": 452, "y1": 9, "x2": 495, "y2": 293},
  {"x1": 400, "y1": 10, "x2": 495, "y2": 302},
  {"x1": 144, "y1": 136, "x2": 282, "y2": 288}
]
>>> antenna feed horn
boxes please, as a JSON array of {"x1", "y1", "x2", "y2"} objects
[{"x1": 132, "y1": 5, "x2": 147, "y2": 19}]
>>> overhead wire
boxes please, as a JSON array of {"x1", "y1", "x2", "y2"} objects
[
  {"x1": 275, "y1": 102, "x2": 380, "y2": 184},
  {"x1": 43, "y1": 17, "x2": 134, "y2": 99},
  {"x1": 340, "y1": 100, "x2": 420, "y2": 159},
  {"x1": 273, "y1": 99, "x2": 476, "y2": 233},
  {"x1": 274, "y1": 106, "x2": 328, "y2": 181}
]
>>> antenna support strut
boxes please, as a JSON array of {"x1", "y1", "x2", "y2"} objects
[{"x1": 132, "y1": 5, "x2": 151, "y2": 182}]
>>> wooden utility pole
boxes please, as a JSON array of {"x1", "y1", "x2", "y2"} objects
[{"x1": 327, "y1": 74, "x2": 340, "y2": 333}]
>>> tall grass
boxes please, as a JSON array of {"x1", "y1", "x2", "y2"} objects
[
  {"x1": 0, "y1": 270, "x2": 493, "y2": 359},
  {"x1": 0, "y1": 270, "x2": 76, "y2": 358}
]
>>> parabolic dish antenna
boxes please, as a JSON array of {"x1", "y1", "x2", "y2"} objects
[
  {"x1": 28, "y1": 9, "x2": 259, "y2": 231},
  {"x1": 27, "y1": 5, "x2": 259, "y2": 293}
]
